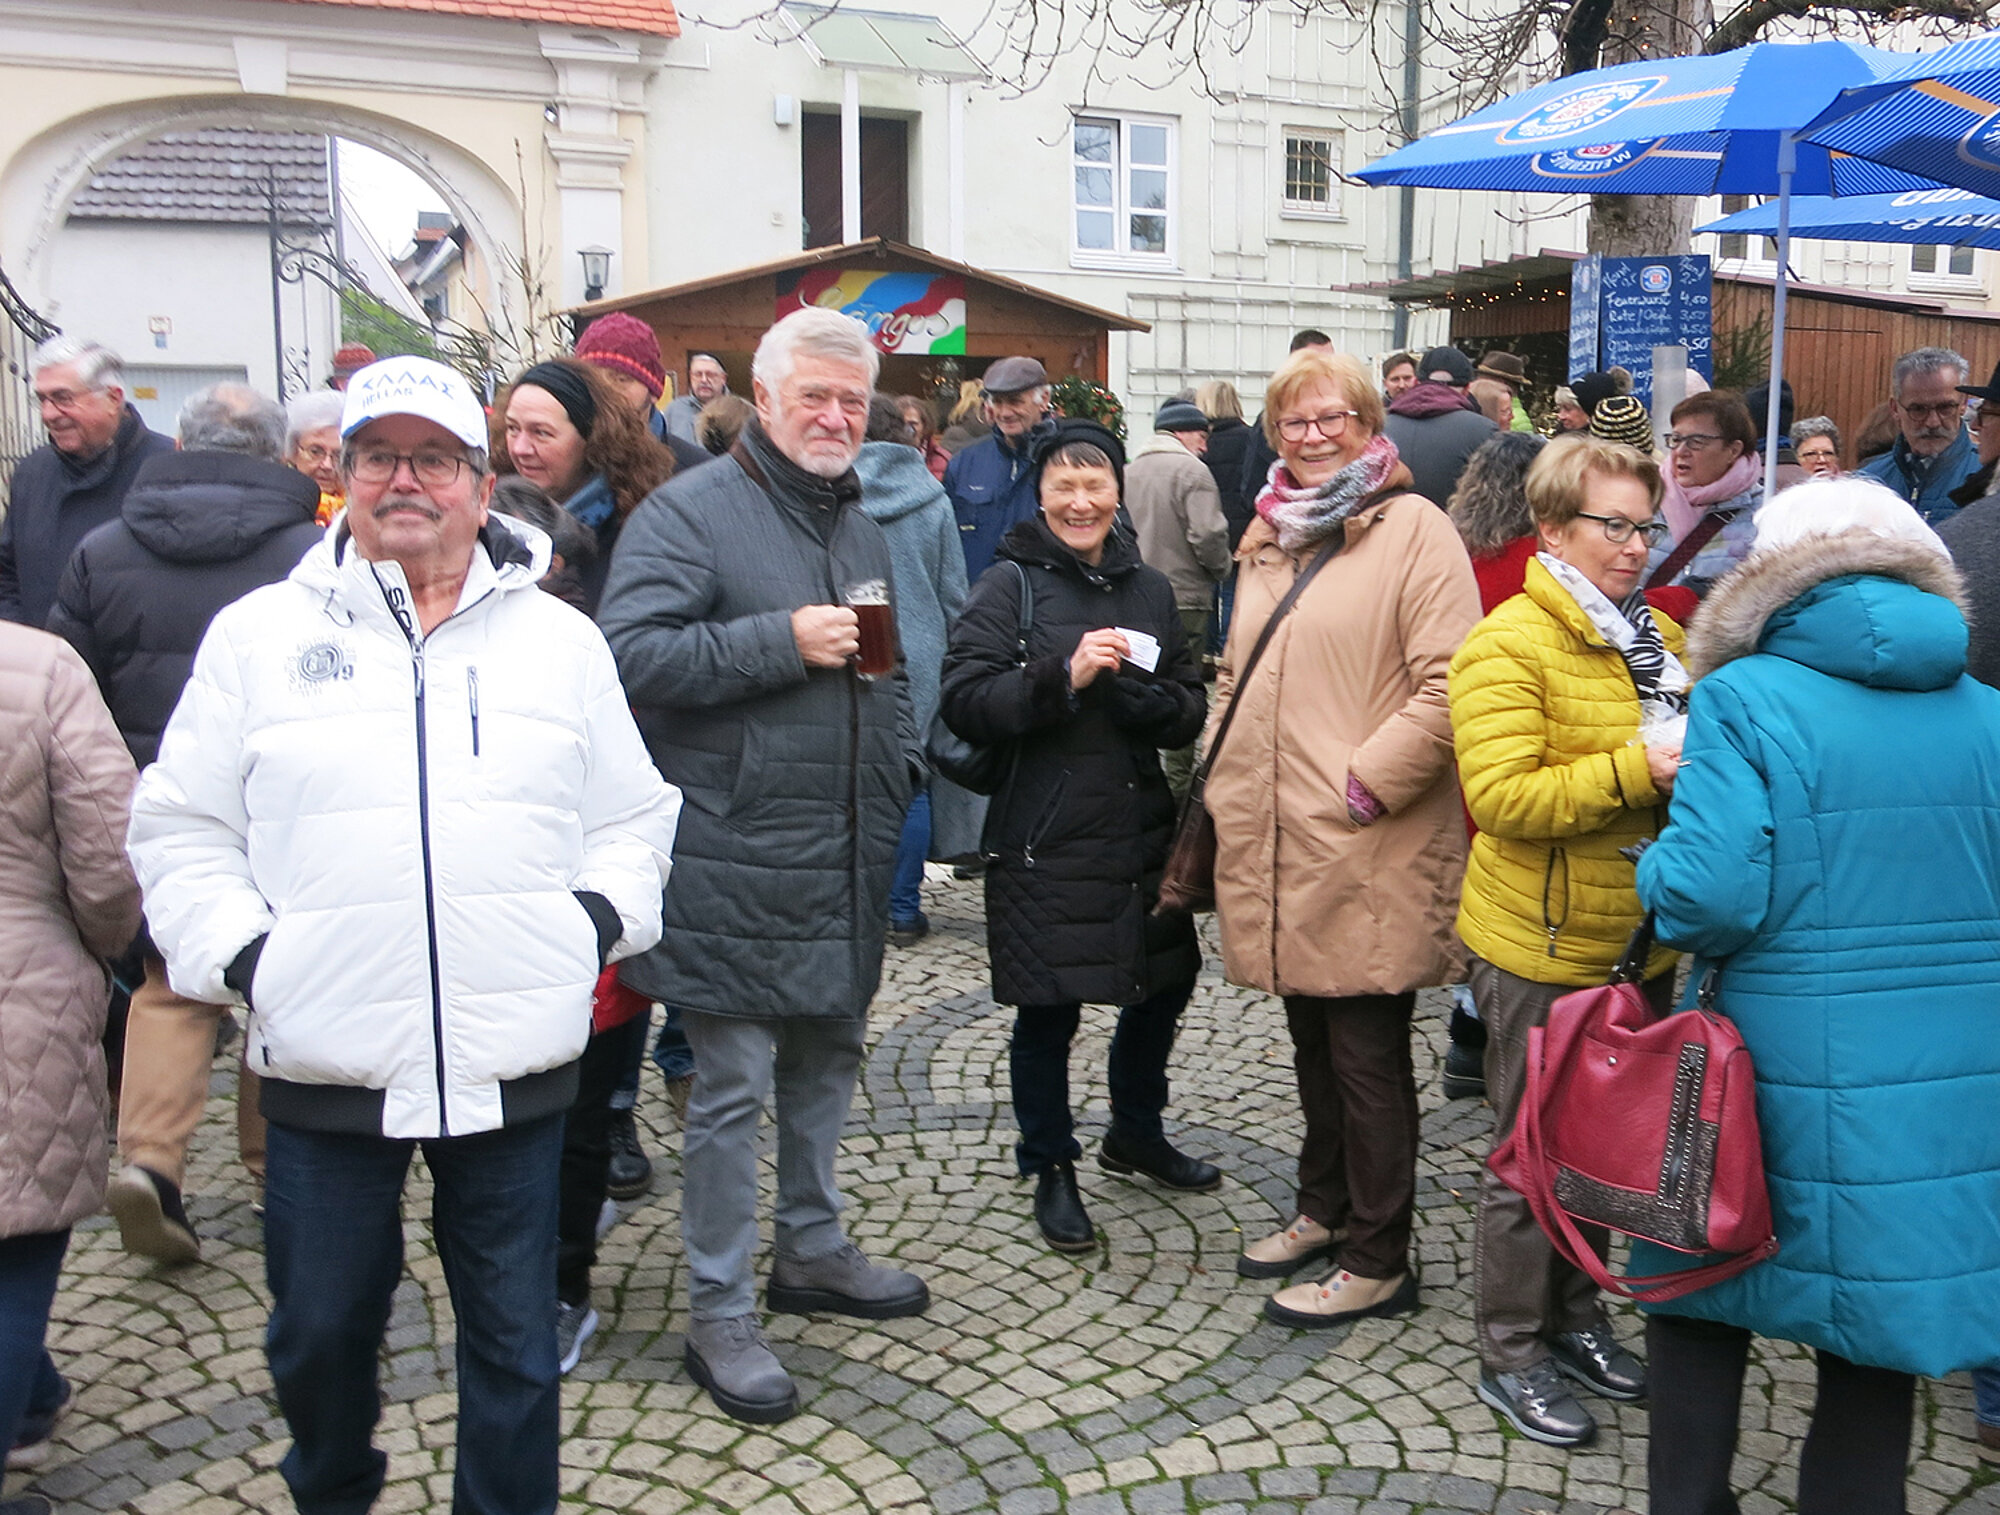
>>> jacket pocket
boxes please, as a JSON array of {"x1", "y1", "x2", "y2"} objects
[
  {"x1": 727, "y1": 724, "x2": 767, "y2": 818},
  {"x1": 1542, "y1": 846, "x2": 1571, "y2": 958},
  {"x1": 1020, "y1": 770, "x2": 1070, "y2": 867}
]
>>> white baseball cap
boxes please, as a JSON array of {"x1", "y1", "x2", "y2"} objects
[{"x1": 340, "y1": 356, "x2": 488, "y2": 450}]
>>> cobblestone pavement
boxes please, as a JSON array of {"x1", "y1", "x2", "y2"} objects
[{"x1": 11, "y1": 871, "x2": 1994, "y2": 1515}]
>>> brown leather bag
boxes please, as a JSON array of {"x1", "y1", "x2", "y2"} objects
[{"x1": 1154, "y1": 533, "x2": 1343, "y2": 915}]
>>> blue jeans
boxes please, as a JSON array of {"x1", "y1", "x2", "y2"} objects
[
  {"x1": 264, "y1": 1116, "x2": 564, "y2": 1515},
  {"x1": 0, "y1": 1229, "x2": 69, "y2": 1456},
  {"x1": 1975, "y1": 1364, "x2": 2000, "y2": 1428},
  {"x1": 652, "y1": 1003, "x2": 695, "y2": 1083},
  {"x1": 890, "y1": 789, "x2": 931, "y2": 925},
  {"x1": 1010, "y1": 981, "x2": 1194, "y2": 1176}
]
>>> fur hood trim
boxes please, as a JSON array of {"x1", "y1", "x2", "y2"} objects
[{"x1": 1685, "y1": 529, "x2": 1966, "y2": 677}]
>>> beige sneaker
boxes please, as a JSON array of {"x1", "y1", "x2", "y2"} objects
[
  {"x1": 1237, "y1": 1214, "x2": 1343, "y2": 1279},
  {"x1": 1263, "y1": 1268, "x2": 1417, "y2": 1329}
]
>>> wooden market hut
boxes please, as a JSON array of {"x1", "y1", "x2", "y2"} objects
[
  {"x1": 565, "y1": 237, "x2": 1148, "y2": 407},
  {"x1": 1345, "y1": 250, "x2": 2000, "y2": 467}
]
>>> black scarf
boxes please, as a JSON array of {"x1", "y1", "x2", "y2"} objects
[{"x1": 737, "y1": 420, "x2": 861, "y2": 516}]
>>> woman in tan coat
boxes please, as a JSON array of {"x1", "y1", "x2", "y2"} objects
[
  {"x1": 0, "y1": 625, "x2": 141, "y2": 1487},
  {"x1": 1208, "y1": 347, "x2": 1481, "y2": 1326}
]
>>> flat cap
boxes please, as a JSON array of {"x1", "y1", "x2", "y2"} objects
[{"x1": 981, "y1": 356, "x2": 1047, "y2": 395}]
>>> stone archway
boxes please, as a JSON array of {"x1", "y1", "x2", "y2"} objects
[{"x1": 0, "y1": 94, "x2": 527, "y2": 331}]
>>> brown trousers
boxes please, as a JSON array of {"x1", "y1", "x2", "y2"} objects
[
  {"x1": 118, "y1": 954, "x2": 265, "y2": 1188},
  {"x1": 1282, "y1": 991, "x2": 1418, "y2": 1281},
  {"x1": 1470, "y1": 955, "x2": 1673, "y2": 1372}
]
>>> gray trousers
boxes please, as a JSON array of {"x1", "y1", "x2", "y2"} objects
[
  {"x1": 680, "y1": 1010, "x2": 867, "y2": 1320},
  {"x1": 1470, "y1": 955, "x2": 1674, "y2": 1372}
]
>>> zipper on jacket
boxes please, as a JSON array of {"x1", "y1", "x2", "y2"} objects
[
  {"x1": 467, "y1": 665, "x2": 481, "y2": 757},
  {"x1": 377, "y1": 573, "x2": 453, "y2": 1137},
  {"x1": 1022, "y1": 771, "x2": 1070, "y2": 868}
]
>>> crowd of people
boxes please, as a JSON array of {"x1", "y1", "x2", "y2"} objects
[{"x1": 0, "y1": 312, "x2": 1997, "y2": 1515}]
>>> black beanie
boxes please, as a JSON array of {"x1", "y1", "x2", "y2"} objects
[
  {"x1": 1572, "y1": 371, "x2": 1621, "y2": 418},
  {"x1": 1032, "y1": 416, "x2": 1127, "y2": 499},
  {"x1": 517, "y1": 360, "x2": 598, "y2": 438}
]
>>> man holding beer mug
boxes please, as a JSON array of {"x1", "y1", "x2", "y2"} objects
[{"x1": 598, "y1": 307, "x2": 928, "y2": 1427}]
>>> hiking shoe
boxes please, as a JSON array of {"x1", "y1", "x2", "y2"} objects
[
  {"x1": 684, "y1": 1315, "x2": 798, "y2": 1424},
  {"x1": 605, "y1": 1107, "x2": 652, "y2": 1200},
  {"x1": 887, "y1": 916, "x2": 930, "y2": 948},
  {"x1": 767, "y1": 1242, "x2": 928, "y2": 1319},
  {"x1": 1551, "y1": 1327, "x2": 1647, "y2": 1401},
  {"x1": 1479, "y1": 1359, "x2": 1597, "y2": 1446},
  {"x1": 106, "y1": 1165, "x2": 200, "y2": 1264},
  {"x1": 556, "y1": 1300, "x2": 599, "y2": 1376},
  {"x1": 1441, "y1": 1039, "x2": 1487, "y2": 1100},
  {"x1": 1099, "y1": 1131, "x2": 1222, "y2": 1193},
  {"x1": 6, "y1": 1377, "x2": 72, "y2": 1470},
  {"x1": 1237, "y1": 1215, "x2": 1344, "y2": 1280}
]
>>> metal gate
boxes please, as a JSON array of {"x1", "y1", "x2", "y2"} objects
[{"x1": 1, "y1": 262, "x2": 59, "y2": 499}]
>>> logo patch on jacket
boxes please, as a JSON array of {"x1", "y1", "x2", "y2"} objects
[{"x1": 290, "y1": 639, "x2": 355, "y2": 691}]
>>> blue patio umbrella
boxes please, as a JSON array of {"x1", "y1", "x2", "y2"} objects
[
  {"x1": 1356, "y1": 40, "x2": 1939, "y2": 496},
  {"x1": 1695, "y1": 186, "x2": 2000, "y2": 248},
  {"x1": 1803, "y1": 32, "x2": 2000, "y2": 201}
]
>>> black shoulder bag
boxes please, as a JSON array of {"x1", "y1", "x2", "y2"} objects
[{"x1": 926, "y1": 562, "x2": 1033, "y2": 796}]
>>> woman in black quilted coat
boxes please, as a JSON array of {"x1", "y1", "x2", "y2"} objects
[{"x1": 939, "y1": 419, "x2": 1217, "y2": 1255}]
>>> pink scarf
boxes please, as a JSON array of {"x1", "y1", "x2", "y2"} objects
[
  {"x1": 1661, "y1": 452, "x2": 1760, "y2": 541},
  {"x1": 1255, "y1": 434, "x2": 1401, "y2": 554}
]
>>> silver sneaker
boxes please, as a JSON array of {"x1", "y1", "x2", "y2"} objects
[
  {"x1": 1478, "y1": 1358, "x2": 1597, "y2": 1447},
  {"x1": 556, "y1": 1300, "x2": 599, "y2": 1376},
  {"x1": 766, "y1": 1241, "x2": 928, "y2": 1320},
  {"x1": 684, "y1": 1314, "x2": 799, "y2": 1424}
]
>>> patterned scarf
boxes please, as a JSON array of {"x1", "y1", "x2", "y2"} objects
[
  {"x1": 1254, "y1": 434, "x2": 1401, "y2": 554},
  {"x1": 1536, "y1": 552, "x2": 1690, "y2": 716}
]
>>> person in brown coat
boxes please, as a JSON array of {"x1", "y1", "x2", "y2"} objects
[
  {"x1": 1206, "y1": 347, "x2": 1481, "y2": 1327},
  {"x1": 0, "y1": 625, "x2": 141, "y2": 1497}
]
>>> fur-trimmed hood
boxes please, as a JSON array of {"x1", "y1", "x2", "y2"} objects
[{"x1": 1686, "y1": 528, "x2": 1968, "y2": 687}]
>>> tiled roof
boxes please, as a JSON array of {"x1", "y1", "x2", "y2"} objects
[
  {"x1": 273, "y1": 0, "x2": 679, "y2": 37},
  {"x1": 70, "y1": 129, "x2": 332, "y2": 227}
]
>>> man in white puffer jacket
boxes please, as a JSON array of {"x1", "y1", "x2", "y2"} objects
[{"x1": 127, "y1": 356, "x2": 680, "y2": 1515}]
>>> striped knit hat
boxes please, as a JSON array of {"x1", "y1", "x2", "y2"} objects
[
  {"x1": 1590, "y1": 394, "x2": 1654, "y2": 455},
  {"x1": 575, "y1": 313, "x2": 667, "y2": 401}
]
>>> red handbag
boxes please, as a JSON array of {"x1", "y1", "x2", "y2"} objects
[{"x1": 1488, "y1": 921, "x2": 1780, "y2": 1303}]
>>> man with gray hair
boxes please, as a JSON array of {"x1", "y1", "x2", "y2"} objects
[
  {"x1": 128, "y1": 355, "x2": 680, "y2": 1515},
  {"x1": 1857, "y1": 345, "x2": 1980, "y2": 524},
  {"x1": 2, "y1": 336, "x2": 173, "y2": 625},
  {"x1": 49, "y1": 380, "x2": 325, "y2": 1263},
  {"x1": 599, "y1": 307, "x2": 929, "y2": 1425}
]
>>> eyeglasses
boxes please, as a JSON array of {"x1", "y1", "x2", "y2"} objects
[
  {"x1": 1574, "y1": 511, "x2": 1670, "y2": 546},
  {"x1": 1796, "y1": 446, "x2": 1839, "y2": 461},
  {"x1": 34, "y1": 386, "x2": 103, "y2": 411},
  {"x1": 790, "y1": 384, "x2": 870, "y2": 418},
  {"x1": 1664, "y1": 432, "x2": 1724, "y2": 452},
  {"x1": 293, "y1": 443, "x2": 339, "y2": 466},
  {"x1": 346, "y1": 448, "x2": 470, "y2": 487},
  {"x1": 1899, "y1": 399, "x2": 1964, "y2": 421},
  {"x1": 1276, "y1": 410, "x2": 1361, "y2": 442}
]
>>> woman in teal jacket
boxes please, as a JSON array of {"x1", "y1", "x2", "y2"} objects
[{"x1": 1634, "y1": 477, "x2": 2000, "y2": 1515}]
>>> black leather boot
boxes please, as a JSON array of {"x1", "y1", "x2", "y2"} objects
[{"x1": 1033, "y1": 1162, "x2": 1095, "y2": 1253}]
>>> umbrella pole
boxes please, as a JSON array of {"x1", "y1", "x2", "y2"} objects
[{"x1": 1764, "y1": 132, "x2": 1796, "y2": 502}]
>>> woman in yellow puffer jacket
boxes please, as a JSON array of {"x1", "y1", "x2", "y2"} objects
[{"x1": 1447, "y1": 433, "x2": 1687, "y2": 1450}]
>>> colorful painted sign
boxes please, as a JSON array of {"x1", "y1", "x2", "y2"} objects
[{"x1": 775, "y1": 269, "x2": 967, "y2": 355}]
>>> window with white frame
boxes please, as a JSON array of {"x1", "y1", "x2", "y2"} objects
[
  {"x1": 1072, "y1": 114, "x2": 1175, "y2": 264},
  {"x1": 1714, "y1": 195, "x2": 1778, "y2": 268},
  {"x1": 1912, "y1": 243, "x2": 1976, "y2": 277},
  {"x1": 1282, "y1": 129, "x2": 1339, "y2": 215}
]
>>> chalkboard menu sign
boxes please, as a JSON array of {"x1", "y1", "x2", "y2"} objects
[
  {"x1": 1597, "y1": 255, "x2": 1714, "y2": 411},
  {"x1": 1568, "y1": 254, "x2": 1603, "y2": 383}
]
